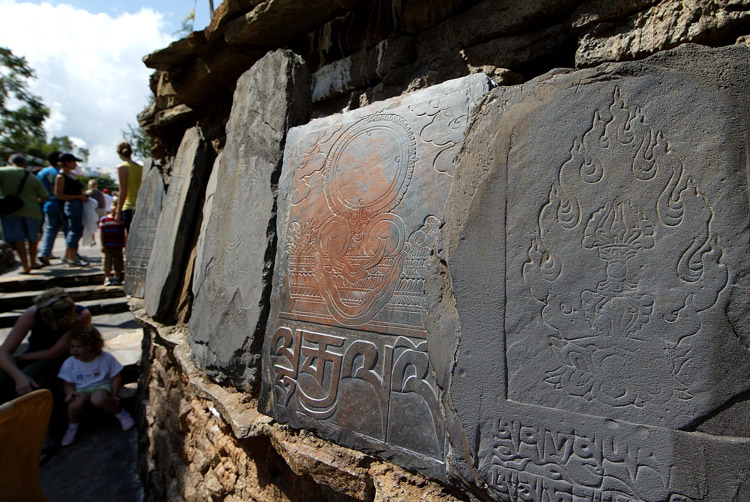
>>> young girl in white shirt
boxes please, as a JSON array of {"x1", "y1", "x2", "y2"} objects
[{"x1": 57, "y1": 326, "x2": 134, "y2": 446}]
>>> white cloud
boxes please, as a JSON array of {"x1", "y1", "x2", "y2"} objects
[{"x1": 0, "y1": 2, "x2": 172, "y2": 172}]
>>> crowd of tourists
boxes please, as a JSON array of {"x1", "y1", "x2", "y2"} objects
[
  {"x1": 0, "y1": 141, "x2": 142, "y2": 284},
  {"x1": 0, "y1": 141, "x2": 143, "y2": 456}
]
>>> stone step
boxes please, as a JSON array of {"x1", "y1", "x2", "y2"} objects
[
  {"x1": 0, "y1": 296, "x2": 131, "y2": 329},
  {"x1": 0, "y1": 269, "x2": 106, "y2": 293},
  {"x1": 104, "y1": 329, "x2": 143, "y2": 384},
  {"x1": 0, "y1": 284, "x2": 125, "y2": 311}
]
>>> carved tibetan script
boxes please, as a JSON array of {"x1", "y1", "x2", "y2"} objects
[{"x1": 262, "y1": 74, "x2": 492, "y2": 474}]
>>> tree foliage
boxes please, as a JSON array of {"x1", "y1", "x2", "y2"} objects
[
  {"x1": 0, "y1": 47, "x2": 49, "y2": 160},
  {"x1": 122, "y1": 122, "x2": 152, "y2": 160}
]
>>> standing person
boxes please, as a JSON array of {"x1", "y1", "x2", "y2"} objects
[
  {"x1": 86, "y1": 179, "x2": 106, "y2": 219},
  {"x1": 53, "y1": 153, "x2": 88, "y2": 267},
  {"x1": 102, "y1": 188, "x2": 113, "y2": 212},
  {"x1": 99, "y1": 206, "x2": 125, "y2": 285},
  {"x1": 115, "y1": 142, "x2": 142, "y2": 233},
  {"x1": 58, "y1": 326, "x2": 135, "y2": 446},
  {"x1": 37, "y1": 151, "x2": 67, "y2": 265},
  {"x1": 0, "y1": 153, "x2": 49, "y2": 273}
]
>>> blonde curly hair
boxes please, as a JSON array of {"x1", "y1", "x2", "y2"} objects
[{"x1": 33, "y1": 288, "x2": 78, "y2": 330}]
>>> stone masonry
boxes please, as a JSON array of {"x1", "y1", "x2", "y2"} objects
[{"x1": 133, "y1": 1, "x2": 750, "y2": 501}]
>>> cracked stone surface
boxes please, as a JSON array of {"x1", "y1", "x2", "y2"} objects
[
  {"x1": 125, "y1": 159, "x2": 164, "y2": 298},
  {"x1": 435, "y1": 44, "x2": 750, "y2": 501},
  {"x1": 189, "y1": 49, "x2": 311, "y2": 391},
  {"x1": 259, "y1": 73, "x2": 494, "y2": 478}
]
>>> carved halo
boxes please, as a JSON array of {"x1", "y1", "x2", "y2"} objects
[{"x1": 323, "y1": 114, "x2": 417, "y2": 217}]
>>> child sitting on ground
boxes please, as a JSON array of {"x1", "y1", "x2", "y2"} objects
[
  {"x1": 98, "y1": 205, "x2": 126, "y2": 285},
  {"x1": 57, "y1": 326, "x2": 134, "y2": 446}
]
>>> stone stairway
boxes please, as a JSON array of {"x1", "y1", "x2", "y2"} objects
[
  {"x1": 0, "y1": 261, "x2": 142, "y2": 384},
  {"x1": 0, "y1": 252, "x2": 144, "y2": 501}
]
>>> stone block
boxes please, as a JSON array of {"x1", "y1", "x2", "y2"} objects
[
  {"x1": 144, "y1": 127, "x2": 213, "y2": 319},
  {"x1": 575, "y1": 0, "x2": 750, "y2": 67},
  {"x1": 189, "y1": 50, "x2": 311, "y2": 390},
  {"x1": 224, "y1": 0, "x2": 363, "y2": 47},
  {"x1": 125, "y1": 159, "x2": 165, "y2": 298},
  {"x1": 259, "y1": 73, "x2": 494, "y2": 478},
  {"x1": 438, "y1": 44, "x2": 750, "y2": 501}
]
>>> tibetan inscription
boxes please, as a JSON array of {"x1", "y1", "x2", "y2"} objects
[{"x1": 261, "y1": 74, "x2": 493, "y2": 476}]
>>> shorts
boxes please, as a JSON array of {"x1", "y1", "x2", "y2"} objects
[
  {"x1": 0, "y1": 215, "x2": 42, "y2": 243},
  {"x1": 78, "y1": 383, "x2": 112, "y2": 395}
]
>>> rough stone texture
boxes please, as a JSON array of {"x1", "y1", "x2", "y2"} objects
[
  {"x1": 189, "y1": 50, "x2": 312, "y2": 391},
  {"x1": 144, "y1": 127, "x2": 213, "y2": 320},
  {"x1": 124, "y1": 159, "x2": 164, "y2": 298},
  {"x1": 137, "y1": 308, "x2": 460, "y2": 502},
  {"x1": 437, "y1": 44, "x2": 750, "y2": 501},
  {"x1": 224, "y1": 0, "x2": 364, "y2": 46},
  {"x1": 575, "y1": 0, "x2": 750, "y2": 67},
  {"x1": 259, "y1": 74, "x2": 493, "y2": 478}
]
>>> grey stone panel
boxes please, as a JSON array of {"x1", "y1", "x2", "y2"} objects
[
  {"x1": 124, "y1": 159, "x2": 164, "y2": 298},
  {"x1": 189, "y1": 49, "x2": 311, "y2": 391},
  {"x1": 144, "y1": 126, "x2": 213, "y2": 319},
  {"x1": 259, "y1": 73, "x2": 494, "y2": 478},
  {"x1": 439, "y1": 44, "x2": 750, "y2": 501}
]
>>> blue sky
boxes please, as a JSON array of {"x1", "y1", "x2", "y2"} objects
[
  {"x1": 0, "y1": 0, "x2": 216, "y2": 171},
  {"x1": 41, "y1": 0, "x2": 213, "y2": 34}
]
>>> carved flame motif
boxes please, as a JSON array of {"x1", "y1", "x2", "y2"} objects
[{"x1": 523, "y1": 87, "x2": 728, "y2": 411}]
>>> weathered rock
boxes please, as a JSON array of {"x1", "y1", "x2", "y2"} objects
[
  {"x1": 189, "y1": 50, "x2": 312, "y2": 391},
  {"x1": 570, "y1": 0, "x2": 660, "y2": 30},
  {"x1": 124, "y1": 159, "x2": 164, "y2": 298},
  {"x1": 224, "y1": 0, "x2": 364, "y2": 47},
  {"x1": 143, "y1": 37, "x2": 200, "y2": 72},
  {"x1": 205, "y1": 0, "x2": 264, "y2": 43},
  {"x1": 460, "y1": 23, "x2": 572, "y2": 73},
  {"x1": 438, "y1": 44, "x2": 750, "y2": 501},
  {"x1": 154, "y1": 104, "x2": 195, "y2": 129},
  {"x1": 144, "y1": 127, "x2": 213, "y2": 319},
  {"x1": 260, "y1": 73, "x2": 494, "y2": 478},
  {"x1": 169, "y1": 41, "x2": 265, "y2": 108},
  {"x1": 575, "y1": 0, "x2": 750, "y2": 67},
  {"x1": 311, "y1": 37, "x2": 415, "y2": 103}
]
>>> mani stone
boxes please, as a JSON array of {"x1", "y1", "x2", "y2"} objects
[
  {"x1": 144, "y1": 126, "x2": 213, "y2": 320},
  {"x1": 189, "y1": 49, "x2": 311, "y2": 391},
  {"x1": 438, "y1": 44, "x2": 750, "y2": 501},
  {"x1": 259, "y1": 73, "x2": 494, "y2": 478},
  {"x1": 124, "y1": 159, "x2": 164, "y2": 298}
]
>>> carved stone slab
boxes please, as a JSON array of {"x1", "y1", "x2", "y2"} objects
[
  {"x1": 260, "y1": 73, "x2": 494, "y2": 477},
  {"x1": 144, "y1": 126, "x2": 213, "y2": 319},
  {"x1": 440, "y1": 45, "x2": 750, "y2": 501},
  {"x1": 124, "y1": 159, "x2": 164, "y2": 298},
  {"x1": 189, "y1": 50, "x2": 311, "y2": 390}
]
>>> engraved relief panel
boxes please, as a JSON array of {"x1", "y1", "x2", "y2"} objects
[
  {"x1": 446, "y1": 47, "x2": 750, "y2": 502},
  {"x1": 262, "y1": 74, "x2": 493, "y2": 475},
  {"x1": 510, "y1": 87, "x2": 732, "y2": 426}
]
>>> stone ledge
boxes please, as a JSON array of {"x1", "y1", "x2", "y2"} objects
[
  {"x1": 133, "y1": 306, "x2": 463, "y2": 500},
  {"x1": 133, "y1": 308, "x2": 269, "y2": 439}
]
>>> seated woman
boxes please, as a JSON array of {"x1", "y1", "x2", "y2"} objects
[{"x1": 0, "y1": 288, "x2": 91, "y2": 402}]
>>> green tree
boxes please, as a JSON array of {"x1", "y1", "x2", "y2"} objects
[
  {"x1": 173, "y1": 9, "x2": 195, "y2": 38},
  {"x1": 27, "y1": 135, "x2": 90, "y2": 164},
  {"x1": 123, "y1": 122, "x2": 152, "y2": 160},
  {"x1": 0, "y1": 47, "x2": 49, "y2": 160}
]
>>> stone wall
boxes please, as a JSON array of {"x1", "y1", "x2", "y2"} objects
[
  {"x1": 133, "y1": 1, "x2": 750, "y2": 501},
  {"x1": 137, "y1": 305, "x2": 466, "y2": 501}
]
